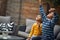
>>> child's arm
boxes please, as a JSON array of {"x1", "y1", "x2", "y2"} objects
[
  {"x1": 27, "y1": 24, "x2": 34, "y2": 40},
  {"x1": 28, "y1": 25, "x2": 34, "y2": 37},
  {"x1": 39, "y1": 0, "x2": 47, "y2": 21},
  {"x1": 52, "y1": 12, "x2": 59, "y2": 23}
]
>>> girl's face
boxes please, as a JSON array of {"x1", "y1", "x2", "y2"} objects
[{"x1": 36, "y1": 15, "x2": 42, "y2": 22}]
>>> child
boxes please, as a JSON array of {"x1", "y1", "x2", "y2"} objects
[
  {"x1": 39, "y1": 0, "x2": 59, "y2": 40},
  {"x1": 27, "y1": 15, "x2": 42, "y2": 40}
]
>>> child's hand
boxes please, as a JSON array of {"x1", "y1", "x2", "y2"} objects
[
  {"x1": 26, "y1": 37, "x2": 31, "y2": 40},
  {"x1": 39, "y1": 0, "x2": 42, "y2": 5}
]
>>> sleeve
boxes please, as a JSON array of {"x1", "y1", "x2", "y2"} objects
[
  {"x1": 28, "y1": 24, "x2": 34, "y2": 37},
  {"x1": 39, "y1": 5, "x2": 47, "y2": 21},
  {"x1": 52, "y1": 12, "x2": 59, "y2": 23}
]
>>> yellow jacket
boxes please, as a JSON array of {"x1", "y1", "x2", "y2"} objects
[{"x1": 28, "y1": 23, "x2": 42, "y2": 37}]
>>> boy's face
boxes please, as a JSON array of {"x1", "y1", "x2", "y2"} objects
[
  {"x1": 47, "y1": 13, "x2": 54, "y2": 19},
  {"x1": 49, "y1": 8, "x2": 55, "y2": 13},
  {"x1": 47, "y1": 8, "x2": 55, "y2": 19}
]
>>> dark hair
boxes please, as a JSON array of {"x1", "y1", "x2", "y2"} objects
[{"x1": 50, "y1": 6, "x2": 55, "y2": 8}]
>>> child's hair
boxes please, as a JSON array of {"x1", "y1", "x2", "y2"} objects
[
  {"x1": 36, "y1": 15, "x2": 41, "y2": 18},
  {"x1": 36, "y1": 15, "x2": 42, "y2": 23}
]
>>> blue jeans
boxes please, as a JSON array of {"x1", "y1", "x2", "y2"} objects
[{"x1": 31, "y1": 36, "x2": 41, "y2": 40}]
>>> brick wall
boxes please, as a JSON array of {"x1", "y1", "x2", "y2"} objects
[
  {"x1": 6, "y1": 0, "x2": 47, "y2": 25},
  {"x1": 21, "y1": 0, "x2": 39, "y2": 19},
  {"x1": 20, "y1": 0, "x2": 47, "y2": 26},
  {"x1": 19, "y1": 0, "x2": 39, "y2": 26},
  {"x1": 21, "y1": 0, "x2": 47, "y2": 19}
]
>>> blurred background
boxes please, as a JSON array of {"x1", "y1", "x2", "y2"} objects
[
  {"x1": 0, "y1": 0, "x2": 60, "y2": 26},
  {"x1": 0, "y1": 0, "x2": 60, "y2": 40}
]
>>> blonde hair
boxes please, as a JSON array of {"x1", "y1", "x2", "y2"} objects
[
  {"x1": 36, "y1": 15, "x2": 41, "y2": 20},
  {"x1": 36, "y1": 15, "x2": 42, "y2": 22},
  {"x1": 36, "y1": 15, "x2": 41, "y2": 18}
]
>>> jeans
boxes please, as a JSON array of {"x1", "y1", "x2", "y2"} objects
[{"x1": 31, "y1": 36, "x2": 41, "y2": 40}]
